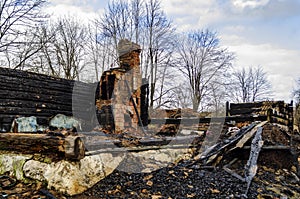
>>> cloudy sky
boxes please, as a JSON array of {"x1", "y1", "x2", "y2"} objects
[{"x1": 47, "y1": 0, "x2": 300, "y2": 102}]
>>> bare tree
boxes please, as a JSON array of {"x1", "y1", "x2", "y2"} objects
[
  {"x1": 142, "y1": 0, "x2": 176, "y2": 111},
  {"x1": 30, "y1": 16, "x2": 87, "y2": 80},
  {"x1": 54, "y1": 16, "x2": 87, "y2": 80},
  {"x1": 86, "y1": 23, "x2": 109, "y2": 81},
  {"x1": 230, "y1": 66, "x2": 272, "y2": 102},
  {"x1": 8, "y1": 25, "x2": 54, "y2": 71},
  {"x1": 177, "y1": 29, "x2": 234, "y2": 112},
  {"x1": 131, "y1": 0, "x2": 144, "y2": 44},
  {"x1": 26, "y1": 23, "x2": 58, "y2": 75},
  {"x1": 205, "y1": 82, "x2": 227, "y2": 116},
  {"x1": 172, "y1": 84, "x2": 193, "y2": 109},
  {"x1": 0, "y1": 0, "x2": 47, "y2": 68},
  {"x1": 97, "y1": 0, "x2": 131, "y2": 52}
]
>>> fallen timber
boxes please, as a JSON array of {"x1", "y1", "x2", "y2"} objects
[
  {"x1": 150, "y1": 115, "x2": 268, "y2": 125},
  {"x1": 83, "y1": 134, "x2": 201, "y2": 155},
  {"x1": 0, "y1": 132, "x2": 85, "y2": 160}
]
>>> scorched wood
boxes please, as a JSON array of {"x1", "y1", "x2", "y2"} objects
[{"x1": 0, "y1": 133, "x2": 85, "y2": 160}]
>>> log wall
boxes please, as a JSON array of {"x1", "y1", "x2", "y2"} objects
[
  {"x1": 226, "y1": 101, "x2": 294, "y2": 130},
  {"x1": 0, "y1": 67, "x2": 98, "y2": 132}
]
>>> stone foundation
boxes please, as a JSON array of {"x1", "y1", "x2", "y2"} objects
[
  {"x1": 0, "y1": 147, "x2": 191, "y2": 196},
  {"x1": 0, "y1": 153, "x2": 124, "y2": 196}
]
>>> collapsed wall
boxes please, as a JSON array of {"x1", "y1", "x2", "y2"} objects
[
  {"x1": 0, "y1": 68, "x2": 98, "y2": 132},
  {"x1": 96, "y1": 39, "x2": 149, "y2": 133}
]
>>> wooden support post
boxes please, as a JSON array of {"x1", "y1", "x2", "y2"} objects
[
  {"x1": 289, "y1": 100, "x2": 294, "y2": 132},
  {"x1": 226, "y1": 101, "x2": 230, "y2": 116},
  {"x1": 267, "y1": 108, "x2": 273, "y2": 123}
]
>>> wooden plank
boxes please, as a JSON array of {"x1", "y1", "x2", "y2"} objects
[
  {"x1": 139, "y1": 135, "x2": 200, "y2": 146},
  {"x1": 0, "y1": 104, "x2": 93, "y2": 116},
  {"x1": 0, "y1": 74, "x2": 74, "y2": 92}
]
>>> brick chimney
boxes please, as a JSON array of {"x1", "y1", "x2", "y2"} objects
[{"x1": 112, "y1": 39, "x2": 142, "y2": 132}]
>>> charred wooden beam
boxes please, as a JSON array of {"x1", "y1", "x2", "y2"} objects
[
  {"x1": 0, "y1": 133, "x2": 85, "y2": 160},
  {"x1": 141, "y1": 78, "x2": 149, "y2": 127},
  {"x1": 82, "y1": 133, "x2": 201, "y2": 151},
  {"x1": 149, "y1": 116, "x2": 268, "y2": 125}
]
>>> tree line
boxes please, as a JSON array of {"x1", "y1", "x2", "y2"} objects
[{"x1": 0, "y1": 0, "x2": 272, "y2": 114}]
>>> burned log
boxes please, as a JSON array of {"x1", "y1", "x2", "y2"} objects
[{"x1": 0, "y1": 133, "x2": 85, "y2": 160}]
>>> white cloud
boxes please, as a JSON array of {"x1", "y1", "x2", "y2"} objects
[
  {"x1": 45, "y1": 0, "x2": 107, "y2": 22},
  {"x1": 223, "y1": 38, "x2": 300, "y2": 101},
  {"x1": 231, "y1": 0, "x2": 270, "y2": 10},
  {"x1": 44, "y1": 2, "x2": 103, "y2": 24},
  {"x1": 161, "y1": 0, "x2": 220, "y2": 30}
]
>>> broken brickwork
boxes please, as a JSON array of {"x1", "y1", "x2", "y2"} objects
[{"x1": 96, "y1": 39, "x2": 147, "y2": 133}]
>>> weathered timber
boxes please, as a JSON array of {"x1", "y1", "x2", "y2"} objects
[
  {"x1": 0, "y1": 99, "x2": 72, "y2": 110},
  {"x1": 223, "y1": 158, "x2": 246, "y2": 182},
  {"x1": 0, "y1": 133, "x2": 85, "y2": 160},
  {"x1": 244, "y1": 127, "x2": 263, "y2": 197},
  {"x1": 83, "y1": 134, "x2": 201, "y2": 151},
  {"x1": 150, "y1": 116, "x2": 268, "y2": 125},
  {"x1": 0, "y1": 107, "x2": 72, "y2": 116},
  {"x1": 85, "y1": 144, "x2": 197, "y2": 155},
  {"x1": 84, "y1": 134, "x2": 200, "y2": 155},
  {"x1": 139, "y1": 135, "x2": 200, "y2": 146}
]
